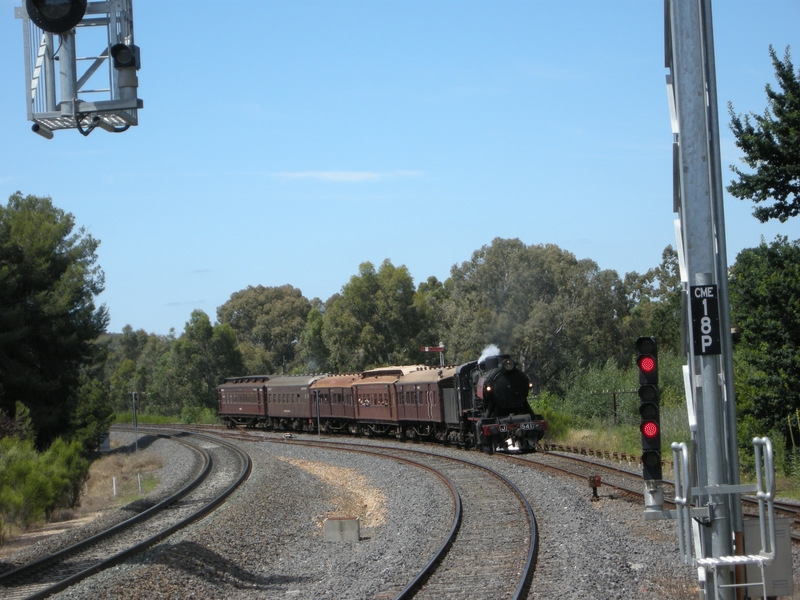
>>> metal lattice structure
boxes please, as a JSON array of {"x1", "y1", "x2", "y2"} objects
[{"x1": 14, "y1": 0, "x2": 142, "y2": 137}]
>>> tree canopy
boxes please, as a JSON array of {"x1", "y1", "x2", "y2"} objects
[
  {"x1": 441, "y1": 238, "x2": 631, "y2": 393},
  {"x1": 0, "y1": 192, "x2": 111, "y2": 450},
  {"x1": 729, "y1": 236, "x2": 800, "y2": 433},
  {"x1": 728, "y1": 46, "x2": 800, "y2": 223},
  {"x1": 217, "y1": 284, "x2": 310, "y2": 374},
  {"x1": 624, "y1": 245, "x2": 682, "y2": 354},
  {"x1": 320, "y1": 260, "x2": 436, "y2": 372}
]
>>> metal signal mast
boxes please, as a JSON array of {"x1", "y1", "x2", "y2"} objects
[
  {"x1": 14, "y1": 0, "x2": 142, "y2": 138},
  {"x1": 658, "y1": 1, "x2": 784, "y2": 598}
]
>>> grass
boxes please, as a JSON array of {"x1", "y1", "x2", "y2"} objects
[
  {"x1": 545, "y1": 421, "x2": 800, "y2": 499},
  {"x1": 79, "y1": 442, "x2": 164, "y2": 513},
  {"x1": 0, "y1": 441, "x2": 163, "y2": 553},
  {"x1": 114, "y1": 407, "x2": 220, "y2": 426}
]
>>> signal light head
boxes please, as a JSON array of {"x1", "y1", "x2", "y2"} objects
[
  {"x1": 639, "y1": 402, "x2": 658, "y2": 421},
  {"x1": 111, "y1": 43, "x2": 141, "y2": 69},
  {"x1": 636, "y1": 336, "x2": 656, "y2": 355},
  {"x1": 638, "y1": 356, "x2": 656, "y2": 373},
  {"x1": 641, "y1": 449, "x2": 662, "y2": 480},
  {"x1": 26, "y1": 0, "x2": 87, "y2": 34},
  {"x1": 638, "y1": 384, "x2": 659, "y2": 403},
  {"x1": 641, "y1": 420, "x2": 659, "y2": 438},
  {"x1": 635, "y1": 337, "x2": 658, "y2": 385}
]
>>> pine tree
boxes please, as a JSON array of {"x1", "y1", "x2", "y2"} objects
[{"x1": 727, "y1": 46, "x2": 800, "y2": 223}]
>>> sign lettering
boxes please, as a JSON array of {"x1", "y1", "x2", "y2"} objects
[{"x1": 690, "y1": 284, "x2": 721, "y2": 355}]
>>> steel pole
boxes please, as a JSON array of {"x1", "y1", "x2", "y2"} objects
[
  {"x1": 699, "y1": 0, "x2": 744, "y2": 539},
  {"x1": 669, "y1": 0, "x2": 734, "y2": 594},
  {"x1": 58, "y1": 31, "x2": 77, "y2": 114}
]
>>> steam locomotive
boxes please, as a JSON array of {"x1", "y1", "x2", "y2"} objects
[{"x1": 218, "y1": 354, "x2": 547, "y2": 453}]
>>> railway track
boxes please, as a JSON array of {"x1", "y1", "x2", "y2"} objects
[
  {"x1": 148, "y1": 425, "x2": 537, "y2": 599},
  {"x1": 257, "y1": 437, "x2": 537, "y2": 600},
  {"x1": 0, "y1": 430, "x2": 251, "y2": 600},
  {"x1": 513, "y1": 449, "x2": 800, "y2": 543}
]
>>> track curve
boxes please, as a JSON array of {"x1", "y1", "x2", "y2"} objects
[
  {"x1": 259, "y1": 437, "x2": 538, "y2": 600},
  {"x1": 0, "y1": 430, "x2": 251, "y2": 600}
]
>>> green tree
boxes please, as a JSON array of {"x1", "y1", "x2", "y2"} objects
[
  {"x1": 166, "y1": 310, "x2": 243, "y2": 412},
  {"x1": 0, "y1": 193, "x2": 109, "y2": 449},
  {"x1": 295, "y1": 298, "x2": 331, "y2": 373},
  {"x1": 103, "y1": 326, "x2": 174, "y2": 413},
  {"x1": 322, "y1": 260, "x2": 433, "y2": 372},
  {"x1": 69, "y1": 376, "x2": 114, "y2": 453},
  {"x1": 442, "y1": 238, "x2": 631, "y2": 393},
  {"x1": 625, "y1": 246, "x2": 682, "y2": 353},
  {"x1": 217, "y1": 285, "x2": 311, "y2": 374},
  {"x1": 727, "y1": 46, "x2": 800, "y2": 223},
  {"x1": 729, "y1": 236, "x2": 800, "y2": 434},
  {"x1": 414, "y1": 276, "x2": 450, "y2": 358}
]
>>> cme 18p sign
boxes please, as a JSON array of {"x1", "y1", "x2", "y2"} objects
[{"x1": 690, "y1": 284, "x2": 721, "y2": 355}]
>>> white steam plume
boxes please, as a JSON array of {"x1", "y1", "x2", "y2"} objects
[{"x1": 479, "y1": 344, "x2": 502, "y2": 361}]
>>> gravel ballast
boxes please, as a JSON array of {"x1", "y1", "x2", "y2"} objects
[{"x1": 4, "y1": 431, "x2": 798, "y2": 599}]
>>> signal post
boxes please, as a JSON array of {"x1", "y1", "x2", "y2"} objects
[
  {"x1": 659, "y1": 1, "x2": 781, "y2": 598},
  {"x1": 636, "y1": 337, "x2": 663, "y2": 509},
  {"x1": 14, "y1": 0, "x2": 142, "y2": 137}
]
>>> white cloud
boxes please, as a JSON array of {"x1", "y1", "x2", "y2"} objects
[{"x1": 271, "y1": 170, "x2": 423, "y2": 182}]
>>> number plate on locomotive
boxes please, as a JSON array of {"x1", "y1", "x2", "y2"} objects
[{"x1": 519, "y1": 422, "x2": 535, "y2": 430}]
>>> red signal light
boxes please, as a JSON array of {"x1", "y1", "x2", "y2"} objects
[
  {"x1": 638, "y1": 356, "x2": 656, "y2": 373},
  {"x1": 641, "y1": 421, "x2": 659, "y2": 438}
]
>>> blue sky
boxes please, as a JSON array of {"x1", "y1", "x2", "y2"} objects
[{"x1": 1, "y1": 1, "x2": 798, "y2": 335}]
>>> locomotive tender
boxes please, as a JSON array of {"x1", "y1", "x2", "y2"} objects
[{"x1": 217, "y1": 354, "x2": 547, "y2": 453}]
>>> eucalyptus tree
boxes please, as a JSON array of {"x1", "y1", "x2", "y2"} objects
[
  {"x1": 729, "y1": 236, "x2": 800, "y2": 434},
  {"x1": 442, "y1": 238, "x2": 630, "y2": 393},
  {"x1": 321, "y1": 260, "x2": 435, "y2": 372},
  {"x1": 217, "y1": 284, "x2": 311, "y2": 374},
  {"x1": 728, "y1": 46, "x2": 800, "y2": 223}
]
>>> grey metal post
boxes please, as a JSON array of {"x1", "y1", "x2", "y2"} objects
[
  {"x1": 668, "y1": 0, "x2": 734, "y2": 594},
  {"x1": 58, "y1": 31, "x2": 77, "y2": 115},
  {"x1": 131, "y1": 391, "x2": 139, "y2": 452},
  {"x1": 44, "y1": 32, "x2": 56, "y2": 112},
  {"x1": 699, "y1": 0, "x2": 744, "y2": 537},
  {"x1": 316, "y1": 390, "x2": 321, "y2": 438}
]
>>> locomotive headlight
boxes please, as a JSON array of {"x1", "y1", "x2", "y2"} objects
[
  {"x1": 486, "y1": 385, "x2": 492, "y2": 392},
  {"x1": 502, "y1": 358, "x2": 515, "y2": 371}
]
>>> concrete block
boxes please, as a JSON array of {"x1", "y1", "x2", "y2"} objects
[{"x1": 324, "y1": 516, "x2": 360, "y2": 542}]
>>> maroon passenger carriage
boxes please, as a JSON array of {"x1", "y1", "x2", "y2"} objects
[
  {"x1": 264, "y1": 375, "x2": 325, "y2": 431},
  {"x1": 351, "y1": 365, "x2": 421, "y2": 437},
  {"x1": 311, "y1": 373, "x2": 359, "y2": 434},
  {"x1": 395, "y1": 366, "x2": 455, "y2": 441},
  {"x1": 217, "y1": 375, "x2": 269, "y2": 428}
]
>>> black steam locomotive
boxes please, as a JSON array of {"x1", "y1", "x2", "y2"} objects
[{"x1": 467, "y1": 354, "x2": 546, "y2": 454}]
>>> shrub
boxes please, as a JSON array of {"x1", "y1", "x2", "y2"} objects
[
  {"x1": 0, "y1": 437, "x2": 89, "y2": 537},
  {"x1": 180, "y1": 406, "x2": 219, "y2": 425}
]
